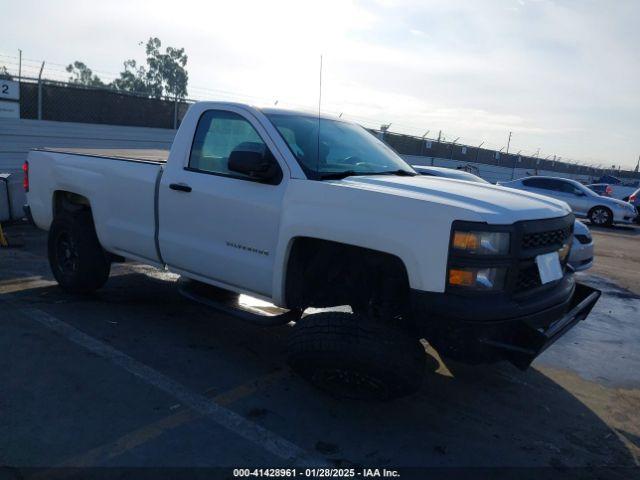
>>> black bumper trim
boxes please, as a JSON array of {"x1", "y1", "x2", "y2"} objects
[
  {"x1": 411, "y1": 280, "x2": 600, "y2": 369},
  {"x1": 478, "y1": 282, "x2": 600, "y2": 369}
]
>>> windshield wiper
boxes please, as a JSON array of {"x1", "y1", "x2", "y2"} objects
[
  {"x1": 367, "y1": 169, "x2": 418, "y2": 177},
  {"x1": 318, "y1": 170, "x2": 359, "y2": 180},
  {"x1": 318, "y1": 169, "x2": 417, "y2": 180}
]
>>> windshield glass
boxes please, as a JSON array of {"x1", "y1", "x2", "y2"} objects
[{"x1": 265, "y1": 112, "x2": 415, "y2": 179}]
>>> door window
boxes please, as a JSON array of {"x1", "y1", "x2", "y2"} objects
[
  {"x1": 522, "y1": 178, "x2": 557, "y2": 190},
  {"x1": 558, "y1": 181, "x2": 583, "y2": 196},
  {"x1": 188, "y1": 110, "x2": 278, "y2": 179}
]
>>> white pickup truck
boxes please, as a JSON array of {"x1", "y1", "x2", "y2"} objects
[{"x1": 24, "y1": 102, "x2": 600, "y2": 399}]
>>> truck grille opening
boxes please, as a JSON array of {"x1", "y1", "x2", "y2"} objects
[
  {"x1": 521, "y1": 226, "x2": 571, "y2": 250},
  {"x1": 515, "y1": 263, "x2": 542, "y2": 291}
]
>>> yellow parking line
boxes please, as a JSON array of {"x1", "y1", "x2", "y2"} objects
[{"x1": 33, "y1": 369, "x2": 289, "y2": 475}]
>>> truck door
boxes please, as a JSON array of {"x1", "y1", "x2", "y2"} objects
[{"x1": 158, "y1": 108, "x2": 287, "y2": 297}]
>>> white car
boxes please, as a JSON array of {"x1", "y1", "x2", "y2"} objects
[
  {"x1": 498, "y1": 176, "x2": 637, "y2": 227},
  {"x1": 569, "y1": 220, "x2": 594, "y2": 272},
  {"x1": 23, "y1": 102, "x2": 601, "y2": 399},
  {"x1": 413, "y1": 166, "x2": 593, "y2": 272}
]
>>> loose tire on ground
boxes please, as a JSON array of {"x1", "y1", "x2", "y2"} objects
[
  {"x1": 588, "y1": 206, "x2": 613, "y2": 227},
  {"x1": 287, "y1": 312, "x2": 425, "y2": 400},
  {"x1": 48, "y1": 212, "x2": 111, "y2": 294}
]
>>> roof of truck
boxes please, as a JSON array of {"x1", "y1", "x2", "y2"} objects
[{"x1": 36, "y1": 148, "x2": 170, "y2": 164}]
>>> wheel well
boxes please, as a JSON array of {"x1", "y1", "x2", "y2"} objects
[
  {"x1": 53, "y1": 190, "x2": 92, "y2": 218},
  {"x1": 284, "y1": 237, "x2": 411, "y2": 315},
  {"x1": 51, "y1": 191, "x2": 125, "y2": 263}
]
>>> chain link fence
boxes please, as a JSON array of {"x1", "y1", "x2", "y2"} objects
[
  {"x1": 12, "y1": 76, "x2": 192, "y2": 129},
  {"x1": 1, "y1": 67, "x2": 638, "y2": 183}
]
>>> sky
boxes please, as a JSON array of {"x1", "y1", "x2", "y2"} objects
[{"x1": 2, "y1": 0, "x2": 639, "y2": 168}]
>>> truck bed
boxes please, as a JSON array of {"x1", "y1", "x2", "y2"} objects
[{"x1": 36, "y1": 148, "x2": 169, "y2": 164}]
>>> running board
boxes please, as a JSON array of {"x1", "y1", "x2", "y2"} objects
[{"x1": 177, "y1": 278, "x2": 302, "y2": 326}]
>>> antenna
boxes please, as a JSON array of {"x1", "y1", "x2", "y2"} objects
[{"x1": 317, "y1": 54, "x2": 323, "y2": 174}]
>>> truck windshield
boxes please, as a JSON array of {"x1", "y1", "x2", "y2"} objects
[{"x1": 265, "y1": 112, "x2": 415, "y2": 180}]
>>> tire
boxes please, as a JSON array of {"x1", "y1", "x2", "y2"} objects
[
  {"x1": 588, "y1": 206, "x2": 613, "y2": 227},
  {"x1": 287, "y1": 312, "x2": 425, "y2": 400},
  {"x1": 48, "y1": 211, "x2": 111, "y2": 294}
]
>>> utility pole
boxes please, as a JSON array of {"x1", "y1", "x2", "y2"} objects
[
  {"x1": 18, "y1": 49, "x2": 22, "y2": 82},
  {"x1": 37, "y1": 61, "x2": 45, "y2": 120}
]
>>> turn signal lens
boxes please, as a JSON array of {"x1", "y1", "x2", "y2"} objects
[
  {"x1": 449, "y1": 267, "x2": 507, "y2": 290},
  {"x1": 453, "y1": 232, "x2": 479, "y2": 251},
  {"x1": 449, "y1": 268, "x2": 476, "y2": 287},
  {"x1": 452, "y1": 230, "x2": 510, "y2": 255}
]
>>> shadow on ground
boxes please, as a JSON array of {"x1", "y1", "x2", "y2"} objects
[{"x1": 1, "y1": 267, "x2": 637, "y2": 472}]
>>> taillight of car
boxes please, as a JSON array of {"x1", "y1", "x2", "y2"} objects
[
  {"x1": 22, "y1": 160, "x2": 29, "y2": 192},
  {"x1": 605, "y1": 185, "x2": 612, "y2": 196},
  {"x1": 630, "y1": 193, "x2": 637, "y2": 203}
]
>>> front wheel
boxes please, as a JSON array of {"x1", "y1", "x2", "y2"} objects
[
  {"x1": 48, "y1": 212, "x2": 111, "y2": 294},
  {"x1": 588, "y1": 206, "x2": 613, "y2": 227},
  {"x1": 287, "y1": 312, "x2": 425, "y2": 400}
]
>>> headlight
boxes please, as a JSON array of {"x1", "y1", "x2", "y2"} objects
[
  {"x1": 448, "y1": 267, "x2": 507, "y2": 290},
  {"x1": 452, "y1": 230, "x2": 510, "y2": 255}
]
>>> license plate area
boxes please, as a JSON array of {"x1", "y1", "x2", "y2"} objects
[{"x1": 536, "y1": 251, "x2": 563, "y2": 284}]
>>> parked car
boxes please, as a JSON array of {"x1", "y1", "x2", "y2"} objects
[
  {"x1": 498, "y1": 176, "x2": 637, "y2": 227},
  {"x1": 623, "y1": 187, "x2": 640, "y2": 223},
  {"x1": 586, "y1": 183, "x2": 613, "y2": 197},
  {"x1": 569, "y1": 220, "x2": 594, "y2": 271},
  {"x1": 24, "y1": 102, "x2": 601, "y2": 399},
  {"x1": 412, "y1": 165, "x2": 489, "y2": 184}
]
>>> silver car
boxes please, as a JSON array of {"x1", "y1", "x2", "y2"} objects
[
  {"x1": 569, "y1": 220, "x2": 594, "y2": 271},
  {"x1": 412, "y1": 165, "x2": 490, "y2": 183},
  {"x1": 498, "y1": 176, "x2": 637, "y2": 227}
]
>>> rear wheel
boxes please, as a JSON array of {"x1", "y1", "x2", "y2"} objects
[
  {"x1": 588, "y1": 206, "x2": 613, "y2": 227},
  {"x1": 48, "y1": 212, "x2": 111, "y2": 294},
  {"x1": 287, "y1": 312, "x2": 425, "y2": 400}
]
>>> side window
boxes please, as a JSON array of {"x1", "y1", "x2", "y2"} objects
[
  {"x1": 523, "y1": 178, "x2": 547, "y2": 189},
  {"x1": 558, "y1": 181, "x2": 580, "y2": 195},
  {"x1": 188, "y1": 110, "x2": 277, "y2": 179}
]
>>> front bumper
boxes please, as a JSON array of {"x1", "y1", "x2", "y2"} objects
[
  {"x1": 568, "y1": 238, "x2": 594, "y2": 271},
  {"x1": 613, "y1": 209, "x2": 637, "y2": 224},
  {"x1": 411, "y1": 278, "x2": 600, "y2": 369}
]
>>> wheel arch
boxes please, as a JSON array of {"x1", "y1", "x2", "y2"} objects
[
  {"x1": 280, "y1": 236, "x2": 412, "y2": 312},
  {"x1": 52, "y1": 190, "x2": 93, "y2": 219}
]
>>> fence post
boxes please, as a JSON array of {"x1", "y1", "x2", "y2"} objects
[
  {"x1": 37, "y1": 61, "x2": 45, "y2": 120},
  {"x1": 173, "y1": 99, "x2": 178, "y2": 129}
]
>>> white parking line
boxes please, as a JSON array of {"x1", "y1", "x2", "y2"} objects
[{"x1": 3, "y1": 299, "x2": 326, "y2": 467}]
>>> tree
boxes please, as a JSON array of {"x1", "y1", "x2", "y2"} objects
[
  {"x1": 66, "y1": 61, "x2": 105, "y2": 87},
  {"x1": 112, "y1": 37, "x2": 188, "y2": 99},
  {"x1": 66, "y1": 37, "x2": 189, "y2": 99},
  {"x1": 110, "y1": 59, "x2": 158, "y2": 97}
]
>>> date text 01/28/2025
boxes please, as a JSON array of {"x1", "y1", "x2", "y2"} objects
[{"x1": 232, "y1": 468, "x2": 401, "y2": 478}]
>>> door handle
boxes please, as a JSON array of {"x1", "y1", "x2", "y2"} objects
[{"x1": 169, "y1": 183, "x2": 192, "y2": 193}]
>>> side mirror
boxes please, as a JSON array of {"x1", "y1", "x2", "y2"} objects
[{"x1": 228, "y1": 144, "x2": 280, "y2": 183}]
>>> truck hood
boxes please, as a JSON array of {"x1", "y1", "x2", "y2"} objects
[{"x1": 336, "y1": 175, "x2": 571, "y2": 224}]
